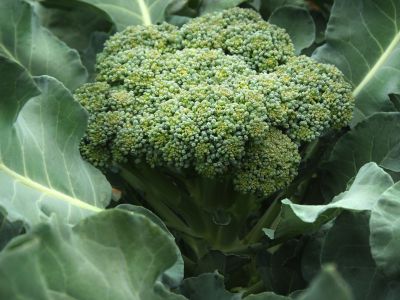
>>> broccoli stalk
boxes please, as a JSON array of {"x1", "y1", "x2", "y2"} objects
[{"x1": 74, "y1": 8, "x2": 354, "y2": 258}]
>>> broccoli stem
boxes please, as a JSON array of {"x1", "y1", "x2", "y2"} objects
[
  {"x1": 117, "y1": 161, "x2": 259, "y2": 257},
  {"x1": 243, "y1": 198, "x2": 282, "y2": 244},
  {"x1": 118, "y1": 165, "x2": 197, "y2": 235}
]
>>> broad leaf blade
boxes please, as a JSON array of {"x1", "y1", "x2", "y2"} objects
[
  {"x1": 0, "y1": 58, "x2": 111, "y2": 226},
  {"x1": 245, "y1": 266, "x2": 353, "y2": 300},
  {"x1": 0, "y1": 0, "x2": 88, "y2": 90},
  {"x1": 244, "y1": 293, "x2": 289, "y2": 300},
  {"x1": 257, "y1": 240, "x2": 306, "y2": 295},
  {"x1": 118, "y1": 204, "x2": 184, "y2": 288},
  {"x1": 200, "y1": 0, "x2": 247, "y2": 14},
  {"x1": 321, "y1": 112, "x2": 400, "y2": 201},
  {"x1": 255, "y1": 0, "x2": 306, "y2": 18},
  {"x1": 34, "y1": 1, "x2": 113, "y2": 80},
  {"x1": 313, "y1": 0, "x2": 400, "y2": 124},
  {"x1": 269, "y1": 6, "x2": 315, "y2": 54},
  {"x1": 269, "y1": 163, "x2": 393, "y2": 239},
  {"x1": 316, "y1": 212, "x2": 400, "y2": 300},
  {"x1": 297, "y1": 265, "x2": 353, "y2": 300},
  {"x1": 0, "y1": 210, "x2": 185, "y2": 299},
  {"x1": 64, "y1": 0, "x2": 174, "y2": 30},
  {"x1": 178, "y1": 272, "x2": 241, "y2": 300},
  {"x1": 370, "y1": 182, "x2": 400, "y2": 277},
  {"x1": 34, "y1": 2, "x2": 113, "y2": 51}
]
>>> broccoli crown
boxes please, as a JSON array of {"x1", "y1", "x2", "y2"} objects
[{"x1": 76, "y1": 7, "x2": 354, "y2": 197}]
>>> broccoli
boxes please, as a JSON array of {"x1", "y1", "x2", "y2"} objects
[{"x1": 75, "y1": 7, "x2": 354, "y2": 253}]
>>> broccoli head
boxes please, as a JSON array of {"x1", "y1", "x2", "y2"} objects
[{"x1": 76, "y1": 7, "x2": 354, "y2": 198}]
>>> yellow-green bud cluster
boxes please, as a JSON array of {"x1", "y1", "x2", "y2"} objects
[
  {"x1": 234, "y1": 128, "x2": 301, "y2": 195},
  {"x1": 76, "y1": 7, "x2": 354, "y2": 196},
  {"x1": 181, "y1": 8, "x2": 294, "y2": 72}
]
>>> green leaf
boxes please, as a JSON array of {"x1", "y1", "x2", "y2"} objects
[
  {"x1": 316, "y1": 212, "x2": 398, "y2": 300},
  {"x1": 118, "y1": 204, "x2": 184, "y2": 288},
  {"x1": 257, "y1": 240, "x2": 306, "y2": 295},
  {"x1": 0, "y1": 57, "x2": 111, "y2": 227},
  {"x1": 321, "y1": 112, "x2": 400, "y2": 200},
  {"x1": 254, "y1": 0, "x2": 306, "y2": 19},
  {"x1": 0, "y1": 0, "x2": 88, "y2": 90},
  {"x1": 313, "y1": 0, "x2": 400, "y2": 124},
  {"x1": 245, "y1": 266, "x2": 353, "y2": 300},
  {"x1": 269, "y1": 6, "x2": 315, "y2": 54},
  {"x1": 0, "y1": 209, "x2": 185, "y2": 299},
  {"x1": 35, "y1": 2, "x2": 113, "y2": 51},
  {"x1": 177, "y1": 272, "x2": 241, "y2": 300},
  {"x1": 296, "y1": 265, "x2": 353, "y2": 300},
  {"x1": 244, "y1": 292, "x2": 289, "y2": 300},
  {"x1": 65, "y1": 0, "x2": 175, "y2": 31},
  {"x1": 200, "y1": 0, "x2": 247, "y2": 14},
  {"x1": 268, "y1": 163, "x2": 393, "y2": 240},
  {"x1": 34, "y1": 1, "x2": 113, "y2": 80},
  {"x1": 370, "y1": 182, "x2": 400, "y2": 277}
]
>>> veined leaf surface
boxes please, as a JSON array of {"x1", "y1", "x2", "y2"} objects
[
  {"x1": 0, "y1": 0, "x2": 88, "y2": 90},
  {"x1": 0, "y1": 57, "x2": 111, "y2": 227},
  {"x1": 65, "y1": 0, "x2": 174, "y2": 30},
  {"x1": 0, "y1": 210, "x2": 185, "y2": 300},
  {"x1": 313, "y1": 0, "x2": 400, "y2": 124},
  {"x1": 370, "y1": 182, "x2": 400, "y2": 277},
  {"x1": 266, "y1": 163, "x2": 393, "y2": 240},
  {"x1": 269, "y1": 5, "x2": 315, "y2": 54},
  {"x1": 321, "y1": 113, "x2": 400, "y2": 201},
  {"x1": 316, "y1": 212, "x2": 399, "y2": 300}
]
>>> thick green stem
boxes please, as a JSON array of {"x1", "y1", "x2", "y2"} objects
[
  {"x1": 226, "y1": 242, "x2": 264, "y2": 255},
  {"x1": 118, "y1": 165, "x2": 193, "y2": 233},
  {"x1": 241, "y1": 138, "x2": 330, "y2": 245},
  {"x1": 242, "y1": 280, "x2": 265, "y2": 297},
  {"x1": 243, "y1": 198, "x2": 281, "y2": 244},
  {"x1": 118, "y1": 162, "x2": 260, "y2": 255}
]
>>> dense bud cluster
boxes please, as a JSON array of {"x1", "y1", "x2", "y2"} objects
[{"x1": 76, "y1": 7, "x2": 353, "y2": 196}]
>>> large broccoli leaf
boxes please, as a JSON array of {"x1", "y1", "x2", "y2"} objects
[
  {"x1": 304, "y1": 211, "x2": 400, "y2": 300},
  {"x1": 266, "y1": 163, "x2": 393, "y2": 240},
  {"x1": 0, "y1": 57, "x2": 111, "y2": 227},
  {"x1": 370, "y1": 181, "x2": 400, "y2": 277},
  {"x1": 34, "y1": 1, "x2": 113, "y2": 80},
  {"x1": 200, "y1": 0, "x2": 247, "y2": 14},
  {"x1": 295, "y1": 265, "x2": 353, "y2": 300},
  {"x1": 0, "y1": 0, "x2": 87, "y2": 90},
  {"x1": 0, "y1": 209, "x2": 185, "y2": 300},
  {"x1": 320, "y1": 113, "x2": 400, "y2": 201},
  {"x1": 53, "y1": 0, "x2": 175, "y2": 31},
  {"x1": 177, "y1": 272, "x2": 241, "y2": 300},
  {"x1": 34, "y1": 2, "x2": 113, "y2": 52},
  {"x1": 268, "y1": 6, "x2": 315, "y2": 54},
  {"x1": 313, "y1": 0, "x2": 400, "y2": 124}
]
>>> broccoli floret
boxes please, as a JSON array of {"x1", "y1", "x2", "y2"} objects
[
  {"x1": 76, "y1": 7, "x2": 353, "y2": 198},
  {"x1": 75, "y1": 7, "x2": 354, "y2": 252},
  {"x1": 181, "y1": 7, "x2": 295, "y2": 72},
  {"x1": 233, "y1": 128, "x2": 300, "y2": 196},
  {"x1": 99, "y1": 23, "x2": 182, "y2": 57},
  {"x1": 251, "y1": 55, "x2": 354, "y2": 142}
]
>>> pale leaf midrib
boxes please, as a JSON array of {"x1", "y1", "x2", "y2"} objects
[
  {"x1": 0, "y1": 44, "x2": 21, "y2": 66},
  {"x1": 353, "y1": 30, "x2": 400, "y2": 97},
  {"x1": 137, "y1": 0, "x2": 152, "y2": 25},
  {"x1": 0, "y1": 162, "x2": 102, "y2": 212}
]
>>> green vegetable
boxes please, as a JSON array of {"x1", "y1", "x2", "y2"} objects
[
  {"x1": 3, "y1": 0, "x2": 400, "y2": 298},
  {"x1": 74, "y1": 7, "x2": 353, "y2": 252}
]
